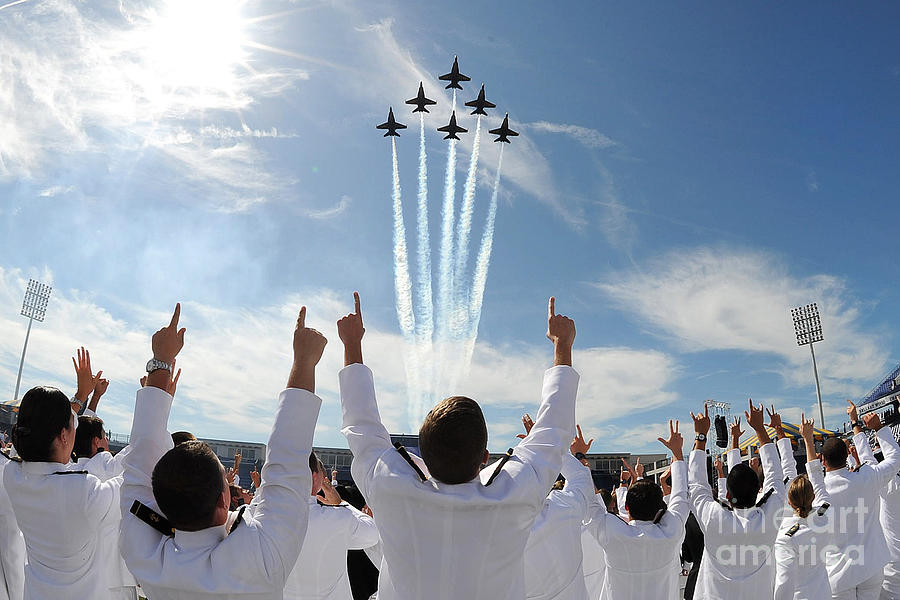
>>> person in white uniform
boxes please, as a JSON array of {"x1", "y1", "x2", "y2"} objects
[
  {"x1": 3, "y1": 382, "x2": 121, "y2": 599},
  {"x1": 587, "y1": 420, "x2": 690, "y2": 600},
  {"x1": 283, "y1": 452, "x2": 379, "y2": 600},
  {"x1": 119, "y1": 303, "x2": 324, "y2": 600},
  {"x1": 773, "y1": 414, "x2": 832, "y2": 600},
  {"x1": 523, "y1": 425, "x2": 595, "y2": 600},
  {"x1": 822, "y1": 403, "x2": 900, "y2": 600},
  {"x1": 0, "y1": 454, "x2": 25, "y2": 600},
  {"x1": 688, "y1": 400, "x2": 787, "y2": 600},
  {"x1": 337, "y1": 293, "x2": 579, "y2": 600}
]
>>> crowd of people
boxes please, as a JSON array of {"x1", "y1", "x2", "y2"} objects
[{"x1": 0, "y1": 294, "x2": 899, "y2": 600}]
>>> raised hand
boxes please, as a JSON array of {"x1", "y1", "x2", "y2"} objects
[
  {"x1": 337, "y1": 292, "x2": 364, "y2": 366},
  {"x1": 546, "y1": 297, "x2": 575, "y2": 366},
  {"x1": 516, "y1": 413, "x2": 535, "y2": 439},
  {"x1": 745, "y1": 399, "x2": 771, "y2": 444},
  {"x1": 621, "y1": 457, "x2": 637, "y2": 483},
  {"x1": 87, "y1": 371, "x2": 109, "y2": 412},
  {"x1": 799, "y1": 413, "x2": 815, "y2": 442},
  {"x1": 765, "y1": 404, "x2": 786, "y2": 438},
  {"x1": 72, "y1": 347, "x2": 98, "y2": 404},
  {"x1": 657, "y1": 420, "x2": 684, "y2": 461},
  {"x1": 660, "y1": 466, "x2": 672, "y2": 495},
  {"x1": 250, "y1": 469, "x2": 261, "y2": 490},
  {"x1": 730, "y1": 416, "x2": 744, "y2": 447},
  {"x1": 691, "y1": 404, "x2": 711, "y2": 435},
  {"x1": 635, "y1": 457, "x2": 645, "y2": 478},
  {"x1": 152, "y1": 304, "x2": 186, "y2": 365},
  {"x1": 571, "y1": 424, "x2": 594, "y2": 456},
  {"x1": 714, "y1": 456, "x2": 724, "y2": 477},
  {"x1": 847, "y1": 400, "x2": 860, "y2": 423}
]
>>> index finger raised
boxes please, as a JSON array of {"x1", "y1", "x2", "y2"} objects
[
  {"x1": 548, "y1": 296, "x2": 556, "y2": 319},
  {"x1": 297, "y1": 306, "x2": 307, "y2": 328},
  {"x1": 169, "y1": 303, "x2": 181, "y2": 329},
  {"x1": 353, "y1": 291, "x2": 362, "y2": 316}
]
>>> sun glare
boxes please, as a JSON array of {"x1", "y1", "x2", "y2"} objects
[{"x1": 144, "y1": 0, "x2": 246, "y2": 94}]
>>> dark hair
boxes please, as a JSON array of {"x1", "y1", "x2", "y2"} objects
[
  {"x1": 726, "y1": 463, "x2": 761, "y2": 508},
  {"x1": 171, "y1": 431, "x2": 196, "y2": 446},
  {"x1": 338, "y1": 485, "x2": 367, "y2": 510},
  {"x1": 419, "y1": 396, "x2": 487, "y2": 484},
  {"x1": 625, "y1": 479, "x2": 665, "y2": 521},
  {"x1": 309, "y1": 451, "x2": 321, "y2": 474},
  {"x1": 73, "y1": 416, "x2": 105, "y2": 460},
  {"x1": 822, "y1": 438, "x2": 848, "y2": 469},
  {"x1": 151, "y1": 441, "x2": 224, "y2": 531},
  {"x1": 12, "y1": 387, "x2": 72, "y2": 462}
]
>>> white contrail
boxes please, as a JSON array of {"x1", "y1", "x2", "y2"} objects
[
  {"x1": 415, "y1": 112, "x2": 434, "y2": 408},
  {"x1": 462, "y1": 144, "x2": 505, "y2": 372},
  {"x1": 435, "y1": 91, "x2": 458, "y2": 393},
  {"x1": 0, "y1": 0, "x2": 29, "y2": 11},
  {"x1": 453, "y1": 114, "x2": 482, "y2": 336},
  {"x1": 391, "y1": 139, "x2": 420, "y2": 425}
]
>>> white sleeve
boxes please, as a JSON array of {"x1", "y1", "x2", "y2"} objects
[
  {"x1": 559, "y1": 453, "x2": 595, "y2": 522},
  {"x1": 688, "y1": 449, "x2": 718, "y2": 527},
  {"x1": 726, "y1": 447, "x2": 742, "y2": 470},
  {"x1": 773, "y1": 537, "x2": 797, "y2": 600},
  {"x1": 805, "y1": 459, "x2": 828, "y2": 506},
  {"x1": 869, "y1": 427, "x2": 900, "y2": 491},
  {"x1": 615, "y1": 485, "x2": 628, "y2": 518},
  {"x1": 776, "y1": 436, "x2": 798, "y2": 484},
  {"x1": 717, "y1": 477, "x2": 728, "y2": 502},
  {"x1": 665, "y1": 459, "x2": 690, "y2": 526},
  {"x1": 758, "y1": 441, "x2": 787, "y2": 505},
  {"x1": 343, "y1": 506, "x2": 380, "y2": 550}
]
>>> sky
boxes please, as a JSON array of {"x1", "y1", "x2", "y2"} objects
[{"x1": 1, "y1": 1, "x2": 899, "y2": 453}]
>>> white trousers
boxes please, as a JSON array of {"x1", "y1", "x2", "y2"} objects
[{"x1": 833, "y1": 571, "x2": 885, "y2": 600}]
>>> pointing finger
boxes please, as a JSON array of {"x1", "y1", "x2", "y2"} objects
[
  {"x1": 169, "y1": 303, "x2": 181, "y2": 329},
  {"x1": 297, "y1": 306, "x2": 306, "y2": 329},
  {"x1": 353, "y1": 291, "x2": 362, "y2": 317},
  {"x1": 548, "y1": 297, "x2": 556, "y2": 319}
]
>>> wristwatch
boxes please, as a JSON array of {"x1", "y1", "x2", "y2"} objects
[
  {"x1": 852, "y1": 420, "x2": 864, "y2": 430},
  {"x1": 695, "y1": 433, "x2": 707, "y2": 442},
  {"x1": 574, "y1": 452, "x2": 587, "y2": 461},
  {"x1": 146, "y1": 358, "x2": 172, "y2": 374}
]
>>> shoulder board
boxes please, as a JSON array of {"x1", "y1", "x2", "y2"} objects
[
  {"x1": 816, "y1": 502, "x2": 830, "y2": 516},
  {"x1": 614, "y1": 513, "x2": 629, "y2": 524},
  {"x1": 652, "y1": 508, "x2": 667, "y2": 524},
  {"x1": 783, "y1": 476, "x2": 790, "y2": 485},
  {"x1": 716, "y1": 500, "x2": 734, "y2": 512},
  {"x1": 53, "y1": 470, "x2": 88, "y2": 475},
  {"x1": 130, "y1": 500, "x2": 174, "y2": 536},
  {"x1": 228, "y1": 505, "x2": 246, "y2": 535},
  {"x1": 755, "y1": 488, "x2": 775, "y2": 507},
  {"x1": 486, "y1": 448, "x2": 514, "y2": 486},
  {"x1": 785, "y1": 523, "x2": 801, "y2": 537},
  {"x1": 0, "y1": 449, "x2": 20, "y2": 462},
  {"x1": 393, "y1": 443, "x2": 427, "y2": 482}
]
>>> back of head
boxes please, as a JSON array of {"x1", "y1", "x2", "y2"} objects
[
  {"x1": 419, "y1": 396, "x2": 487, "y2": 484},
  {"x1": 788, "y1": 474, "x2": 815, "y2": 518},
  {"x1": 822, "y1": 437, "x2": 848, "y2": 469},
  {"x1": 12, "y1": 386, "x2": 71, "y2": 462},
  {"x1": 726, "y1": 463, "x2": 761, "y2": 508},
  {"x1": 626, "y1": 480, "x2": 665, "y2": 521},
  {"x1": 171, "y1": 431, "x2": 196, "y2": 446},
  {"x1": 338, "y1": 485, "x2": 367, "y2": 510},
  {"x1": 152, "y1": 441, "x2": 224, "y2": 531},
  {"x1": 73, "y1": 416, "x2": 105, "y2": 460}
]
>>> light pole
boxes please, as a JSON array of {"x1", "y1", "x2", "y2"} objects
[
  {"x1": 791, "y1": 302, "x2": 825, "y2": 430},
  {"x1": 11, "y1": 279, "x2": 52, "y2": 405}
]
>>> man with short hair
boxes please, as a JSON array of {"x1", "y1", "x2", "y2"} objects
[
  {"x1": 826, "y1": 401, "x2": 900, "y2": 600},
  {"x1": 688, "y1": 400, "x2": 787, "y2": 600},
  {"x1": 120, "y1": 303, "x2": 324, "y2": 599},
  {"x1": 338, "y1": 293, "x2": 579, "y2": 600}
]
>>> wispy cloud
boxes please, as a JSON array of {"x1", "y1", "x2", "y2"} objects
[
  {"x1": 38, "y1": 185, "x2": 76, "y2": 197},
  {"x1": 305, "y1": 195, "x2": 352, "y2": 219},
  {"x1": 806, "y1": 169, "x2": 819, "y2": 192},
  {"x1": 596, "y1": 246, "x2": 890, "y2": 399},
  {"x1": 526, "y1": 121, "x2": 616, "y2": 149}
]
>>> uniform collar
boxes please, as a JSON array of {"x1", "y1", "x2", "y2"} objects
[
  {"x1": 173, "y1": 524, "x2": 228, "y2": 549},
  {"x1": 824, "y1": 468, "x2": 847, "y2": 478},
  {"x1": 21, "y1": 461, "x2": 72, "y2": 475}
]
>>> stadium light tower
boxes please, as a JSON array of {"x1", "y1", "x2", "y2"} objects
[
  {"x1": 12, "y1": 279, "x2": 52, "y2": 405},
  {"x1": 791, "y1": 302, "x2": 826, "y2": 431}
]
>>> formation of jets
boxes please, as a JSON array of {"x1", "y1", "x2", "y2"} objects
[{"x1": 376, "y1": 56, "x2": 518, "y2": 144}]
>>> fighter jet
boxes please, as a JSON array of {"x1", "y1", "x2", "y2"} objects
[
  {"x1": 405, "y1": 82, "x2": 437, "y2": 113},
  {"x1": 438, "y1": 56, "x2": 470, "y2": 90},
  {"x1": 376, "y1": 107, "x2": 407, "y2": 137},
  {"x1": 488, "y1": 113, "x2": 518, "y2": 143},
  {"x1": 464, "y1": 84, "x2": 496, "y2": 116},
  {"x1": 437, "y1": 111, "x2": 468, "y2": 140}
]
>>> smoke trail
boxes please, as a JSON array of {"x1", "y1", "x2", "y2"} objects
[
  {"x1": 435, "y1": 91, "x2": 458, "y2": 394},
  {"x1": 391, "y1": 139, "x2": 420, "y2": 425},
  {"x1": 453, "y1": 114, "x2": 482, "y2": 336},
  {"x1": 415, "y1": 112, "x2": 434, "y2": 412},
  {"x1": 461, "y1": 144, "x2": 505, "y2": 373}
]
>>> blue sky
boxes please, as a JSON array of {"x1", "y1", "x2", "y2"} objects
[{"x1": 1, "y1": 1, "x2": 898, "y2": 452}]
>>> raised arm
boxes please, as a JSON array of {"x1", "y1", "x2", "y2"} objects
[
  {"x1": 746, "y1": 399, "x2": 786, "y2": 502},
  {"x1": 799, "y1": 414, "x2": 828, "y2": 505},
  {"x1": 658, "y1": 420, "x2": 689, "y2": 525},
  {"x1": 767, "y1": 405, "x2": 798, "y2": 484},
  {"x1": 71, "y1": 346, "x2": 100, "y2": 415},
  {"x1": 714, "y1": 456, "x2": 727, "y2": 502},
  {"x1": 860, "y1": 410, "x2": 900, "y2": 490},
  {"x1": 556, "y1": 425, "x2": 596, "y2": 521},
  {"x1": 688, "y1": 404, "x2": 718, "y2": 523},
  {"x1": 338, "y1": 293, "x2": 395, "y2": 499}
]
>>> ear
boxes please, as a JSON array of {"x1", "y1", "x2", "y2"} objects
[{"x1": 482, "y1": 450, "x2": 490, "y2": 465}]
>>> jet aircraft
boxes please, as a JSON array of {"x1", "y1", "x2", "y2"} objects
[
  {"x1": 438, "y1": 56, "x2": 471, "y2": 90},
  {"x1": 437, "y1": 111, "x2": 468, "y2": 140},
  {"x1": 376, "y1": 107, "x2": 407, "y2": 137},
  {"x1": 464, "y1": 84, "x2": 496, "y2": 115},
  {"x1": 406, "y1": 82, "x2": 437, "y2": 113},
  {"x1": 488, "y1": 113, "x2": 518, "y2": 143}
]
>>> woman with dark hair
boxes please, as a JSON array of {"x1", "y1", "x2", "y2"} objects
[{"x1": 3, "y1": 380, "x2": 121, "y2": 599}]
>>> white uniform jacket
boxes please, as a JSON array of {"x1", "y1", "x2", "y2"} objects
[
  {"x1": 339, "y1": 363, "x2": 578, "y2": 600},
  {"x1": 588, "y1": 459, "x2": 689, "y2": 600},
  {"x1": 777, "y1": 436, "x2": 799, "y2": 489},
  {"x1": 773, "y1": 459, "x2": 831, "y2": 600},
  {"x1": 689, "y1": 441, "x2": 786, "y2": 600},
  {"x1": 523, "y1": 453, "x2": 594, "y2": 600},
  {"x1": 119, "y1": 385, "x2": 321, "y2": 600},
  {"x1": 581, "y1": 501, "x2": 606, "y2": 600},
  {"x1": 822, "y1": 426, "x2": 900, "y2": 593},
  {"x1": 3, "y1": 457, "x2": 119, "y2": 599},
  {"x1": 853, "y1": 431, "x2": 900, "y2": 561},
  {"x1": 0, "y1": 459, "x2": 25, "y2": 600},
  {"x1": 283, "y1": 497, "x2": 379, "y2": 600}
]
